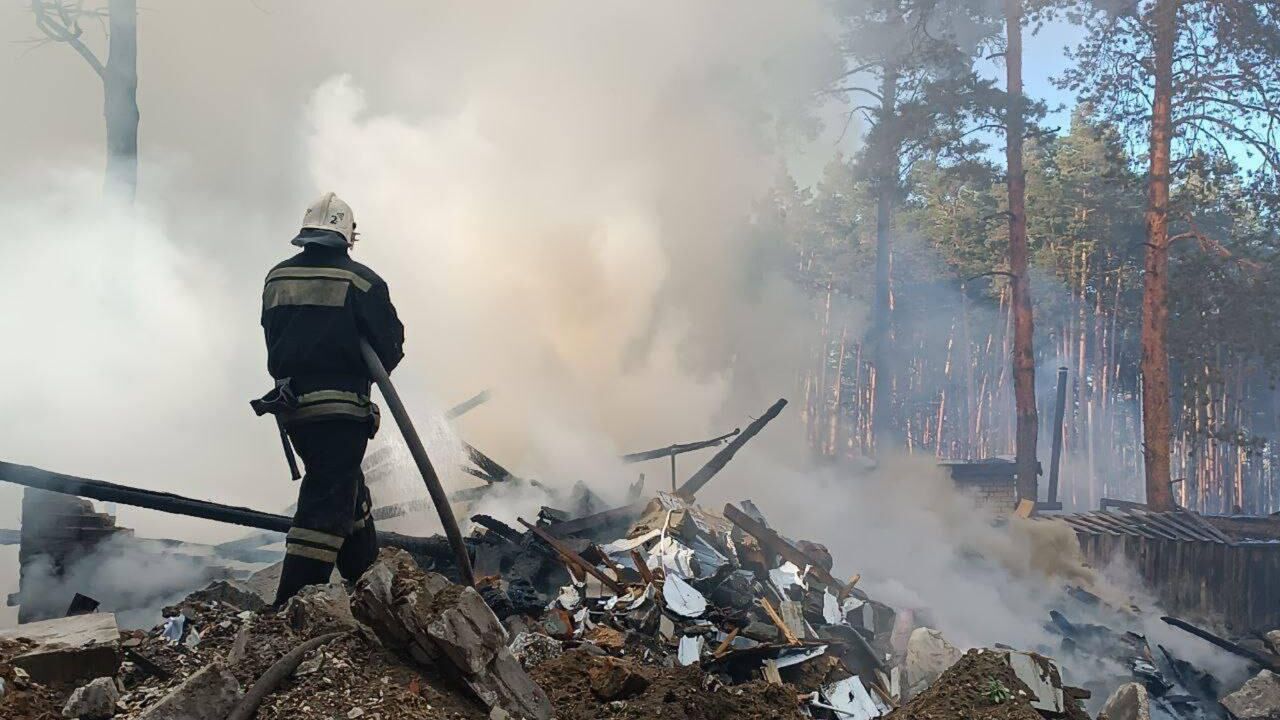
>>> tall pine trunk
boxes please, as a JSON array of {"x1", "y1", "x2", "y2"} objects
[
  {"x1": 1141, "y1": 0, "x2": 1177, "y2": 511},
  {"x1": 870, "y1": 64, "x2": 899, "y2": 452},
  {"x1": 1006, "y1": 0, "x2": 1039, "y2": 502},
  {"x1": 104, "y1": 0, "x2": 139, "y2": 198}
]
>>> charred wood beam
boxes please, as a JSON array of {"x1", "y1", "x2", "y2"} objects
[
  {"x1": 676, "y1": 399, "x2": 787, "y2": 499},
  {"x1": 470, "y1": 514, "x2": 524, "y2": 545},
  {"x1": 543, "y1": 501, "x2": 646, "y2": 538},
  {"x1": 1, "y1": 461, "x2": 295, "y2": 533},
  {"x1": 518, "y1": 518, "x2": 624, "y2": 594},
  {"x1": 465, "y1": 443, "x2": 515, "y2": 483},
  {"x1": 1161, "y1": 616, "x2": 1280, "y2": 671},
  {"x1": 0, "y1": 460, "x2": 460, "y2": 566},
  {"x1": 620, "y1": 428, "x2": 741, "y2": 464},
  {"x1": 723, "y1": 502, "x2": 847, "y2": 594},
  {"x1": 444, "y1": 390, "x2": 490, "y2": 420}
]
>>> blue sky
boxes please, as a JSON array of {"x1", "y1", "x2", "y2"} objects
[{"x1": 790, "y1": 17, "x2": 1088, "y2": 188}]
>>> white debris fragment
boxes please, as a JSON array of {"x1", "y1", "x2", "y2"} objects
[
  {"x1": 775, "y1": 645, "x2": 828, "y2": 669},
  {"x1": 678, "y1": 635, "x2": 704, "y2": 666},
  {"x1": 769, "y1": 561, "x2": 807, "y2": 595},
  {"x1": 822, "y1": 591, "x2": 843, "y2": 625},
  {"x1": 599, "y1": 529, "x2": 662, "y2": 556},
  {"x1": 161, "y1": 614, "x2": 186, "y2": 644},
  {"x1": 662, "y1": 574, "x2": 707, "y2": 618},
  {"x1": 555, "y1": 584, "x2": 582, "y2": 611},
  {"x1": 648, "y1": 537, "x2": 698, "y2": 579},
  {"x1": 819, "y1": 675, "x2": 887, "y2": 720}
]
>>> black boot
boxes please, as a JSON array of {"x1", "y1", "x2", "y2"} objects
[{"x1": 272, "y1": 552, "x2": 334, "y2": 608}]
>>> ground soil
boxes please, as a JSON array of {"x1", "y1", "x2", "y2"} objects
[
  {"x1": 532, "y1": 647, "x2": 808, "y2": 720},
  {"x1": 889, "y1": 649, "x2": 1055, "y2": 720},
  {"x1": 0, "y1": 639, "x2": 65, "y2": 720}
]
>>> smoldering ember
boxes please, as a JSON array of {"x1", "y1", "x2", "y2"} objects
[{"x1": 4, "y1": 2, "x2": 1280, "y2": 720}]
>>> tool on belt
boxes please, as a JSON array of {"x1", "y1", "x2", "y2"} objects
[{"x1": 250, "y1": 378, "x2": 302, "y2": 481}]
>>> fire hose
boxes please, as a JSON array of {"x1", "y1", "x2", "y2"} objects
[{"x1": 359, "y1": 339, "x2": 475, "y2": 587}]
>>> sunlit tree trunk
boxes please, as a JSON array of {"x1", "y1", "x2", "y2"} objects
[
  {"x1": 1141, "y1": 0, "x2": 1177, "y2": 511},
  {"x1": 1005, "y1": 0, "x2": 1039, "y2": 501}
]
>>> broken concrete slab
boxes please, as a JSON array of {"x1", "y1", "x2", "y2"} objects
[
  {"x1": 0, "y1": 613, "x2": 121, "y2": 684},
  {"x1": 136, "y1": 662, "x2": 242, "y2": 720},
  {"x1": 905, "y1": 627, "x2": 961, "y2": 699},
  {"x1": 1005, "y1": 650, "x2": 1065, "y2": 715},
  {"x1": 61, "y1": 676, "x2": 120, "y2": 719},
  {"x1": 1266, "y1": 630, "x2": 1280, "y2": 657},
  {"x1": 1100, "y1": 682, "x2": 1151, "y2": 720},
  {"x1": 1221, "y1": 670, "x2": 1280, "y2": 720},
  {"x1": 353, "y1": 548, "x2": 553, "y2": 720},
  {"x1": 284, "y1": 582, "x2": 358, "y2": 634}
]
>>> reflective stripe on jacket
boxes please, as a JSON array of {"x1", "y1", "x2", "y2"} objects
[{"x1": 261, "y1": 244, "x2": 404, "y2": 424}]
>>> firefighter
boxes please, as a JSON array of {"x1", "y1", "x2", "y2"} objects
[{"x1": 255, "y1": 191, "x2": 404, "y2": 606}]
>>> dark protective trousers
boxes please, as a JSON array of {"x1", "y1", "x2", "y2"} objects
[{"x1": 273, "y1": 419, "x2": 378, "y2": 606}]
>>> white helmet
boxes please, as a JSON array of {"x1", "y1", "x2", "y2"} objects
[{"x1": 297, "y1": 191, "x2": 356, "y2": 246}]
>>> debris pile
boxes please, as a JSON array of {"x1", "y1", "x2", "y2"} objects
[{"x1": 3, "y1": 482, "x2": 1280, "y2": 719}]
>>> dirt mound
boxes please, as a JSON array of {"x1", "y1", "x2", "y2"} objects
[
  {"x1": 890, "y1": 650, "x2": 1043, "y2": 720},
  {"x1": 531, "y1": 648, "x2": 807, "y2": 720},
  {"x1": 1, "y1": 639, "x2": 63, "y2": 720}
]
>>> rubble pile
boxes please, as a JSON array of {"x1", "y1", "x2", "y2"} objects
[
  {"x1": 529, "y1": 648, "x2": 807, "y2": 719},
  {"x1": 2, "y1": 485, "x2": 1279, "y2": 720},
  {"x1": 899, "y1": 647, "x2": 1101, "y2": 720}
]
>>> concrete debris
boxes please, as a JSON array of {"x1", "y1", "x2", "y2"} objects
[
  {"x1": 1100, "y1": 682, "x2": 1151, "y2": 720},
  {"x1": 135, "y1": 663, "x2": 241, "y2": 720},
  {"x1": 1266, "y1": 630, "x2": 1280, "y2": 657},
  {"x1": 509, "y1": 632, "x2": 563, "y2": 670},
  {"x1": 353, "y1": 548, "x2": 553, "y2": 720},
  {"x1": 905, "y1": 626, "x2": 962, "y2": 699},
  {"x1": 284, "y1": 582, "x2": 358, "y2": 634},
  {"x1": 0, "y1": 613, "x2": 121, "y2": 684},
  {"x1": 1005, "y1": 650, "x2": 1065, "y2": 714},
  {"x1": 61, "y1": 676, "x2": 120, "y2": 720},
  {"x1": 1221, "y1": 670, "x2": 1280, "y2": 720}
]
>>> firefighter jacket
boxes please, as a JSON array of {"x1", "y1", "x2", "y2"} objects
[{"x1": 261, "y1": 243, "x2": 404, "y2": 427}]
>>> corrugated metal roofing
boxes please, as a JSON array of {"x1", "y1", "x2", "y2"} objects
[{"x1": 1051, "y1": 508, "x2": 1236, "y2": 545}]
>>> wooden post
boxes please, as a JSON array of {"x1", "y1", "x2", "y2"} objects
[{"x1": 1048, "y1": 367, "x2": 1068, "y2": 504}]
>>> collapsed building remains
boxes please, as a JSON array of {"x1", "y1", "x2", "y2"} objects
[{"x1": 2, "y1": 397, "x2": 1279, "y2": 719}]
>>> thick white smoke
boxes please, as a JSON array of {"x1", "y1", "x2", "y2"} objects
[{"x1": 0, "y1": 8, "x2": 1246, "y2": 701}]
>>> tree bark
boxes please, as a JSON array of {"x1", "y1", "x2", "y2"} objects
[
  {"x1": 1141, "y1": 0, "x2": 1177, "y2": 511},
  {"x1": 870, "y1": 64, "x2": 899, "y2": 452},
  {"x1": 104, "y1": 0, "x2": 139, "y2": 199},
  {"x1": 1006, "y1": 0, "x2": 1039, "y2": 502}
]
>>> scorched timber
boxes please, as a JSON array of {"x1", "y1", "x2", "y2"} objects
[
  {"x1": 0, "y1": 460, "x2": 461, "y2": 564},
  {"x1": 676, "y1": 398, "x2": 787, "y2": 499}
]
